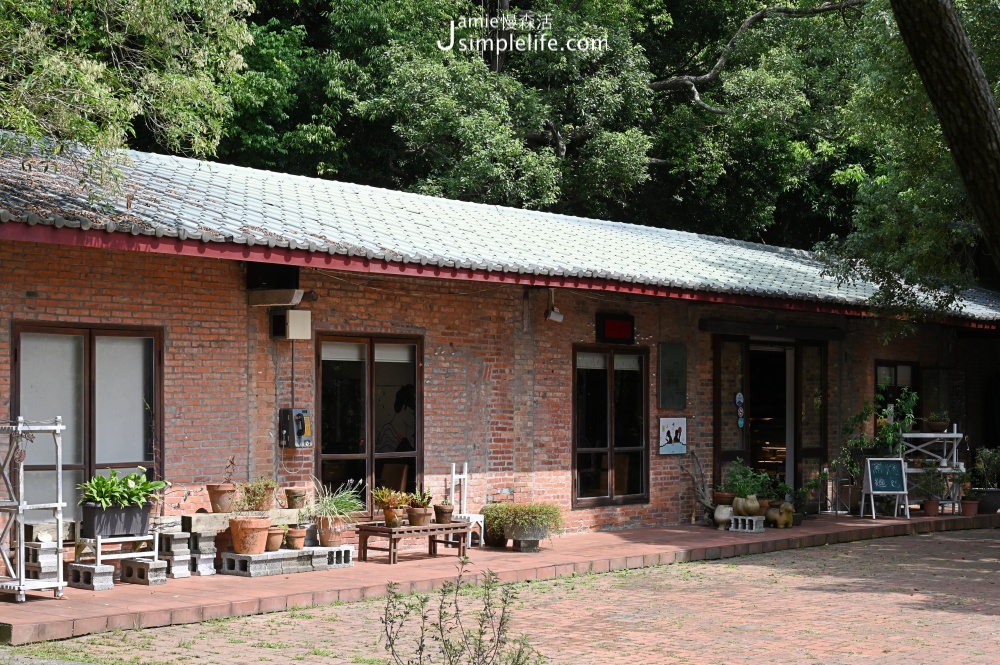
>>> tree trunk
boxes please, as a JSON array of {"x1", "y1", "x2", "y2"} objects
[{"x1": 890, "y1": 0, "x2": 1000, "y2": 273}]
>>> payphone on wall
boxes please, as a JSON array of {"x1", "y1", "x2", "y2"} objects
[{"x1": 279, "y1": 408, "x2": 313, "y2": 448}]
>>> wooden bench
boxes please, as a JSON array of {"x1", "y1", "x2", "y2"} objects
[{"x1": 357, "y1": 521, "x2": 472, "y2": 564}]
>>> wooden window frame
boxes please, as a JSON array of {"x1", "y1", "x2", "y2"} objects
[
  {"x1": 314, "y1": 333, "x2": 424, "y2": 516},
  {"x1": 11, "y1": 321, "x2": 165, "y2": 482},
  {"x1": 572, "y1": 344, "x2": 650, "y2": 509}
]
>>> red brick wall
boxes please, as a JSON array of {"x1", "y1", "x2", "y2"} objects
[{"x1": 2, "y1": 239, "x2": 984, "y2": 532}]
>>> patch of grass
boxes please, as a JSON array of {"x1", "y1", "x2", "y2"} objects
[
  {"x1": 351, "y1": 656, "x2": 385, "y2": 665},
  {"x1": 309, "y1": 648, "x2": 336, "y2": 657},
  {"x1": 252, "y1": 641, "x2": 292, "y2": 649}
]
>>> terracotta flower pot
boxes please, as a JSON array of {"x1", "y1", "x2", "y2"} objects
[
  {"x1": 923, "y1": 499, "x2": 940, "y2": 517},
  {"x1": 961, "y1": 500, "x2": 980, "y2": 517},
  {"x1": 248, "y1": 487, "x2": 276, "y2": 511},
  {"x1": 434, "y1": 504, "x2": 454, "y2": 524},
  {"x1": 229, "y1": 516, "x2": 271, "y2": 555},
  {"x1": 407, "y1": 507, "x2": 433, "y2": 527},
  {"x1": 316, "y1": 516, "x2": 346, "y2": 546},
  {"x1": 285, "y1": 488, "x2": 307, "y2": 510},
  {"x1": 713, "y1": 492, "x2": 735, "y2": 506},
  {"x1": 206, "y1": 483, "x2": 237, "y2": 513},
  {"x1": 265, "y1": 526, "x2": 284, "y2": 551},
  {"x1": 755, "y1": 499, "x2": 770, "y2": 517},
  {"x1": 285, "y1": 527, "x2": 307, "y2": 550},
  {"x1": 383, "y1": 507, "x2": 403, "y2": 528}
]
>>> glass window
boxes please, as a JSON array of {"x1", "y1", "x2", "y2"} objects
[
  {"x1": 319, "y1": 338, "x2": 420, "y2": 510},
  {"x1": 574, "y1": 347, "x2": 648, "y2": 506},
  {"x1": 15, "y1": 326, "x2": 161, "y2": 519}
]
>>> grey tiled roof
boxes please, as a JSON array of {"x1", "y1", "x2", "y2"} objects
[{"x1": 2, "y1": 149, "x2": 1000, "y2": 321}]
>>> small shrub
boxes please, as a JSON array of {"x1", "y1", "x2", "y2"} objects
[{"x1": 382, "y1": 557, "x2": 542, "y2": 665}]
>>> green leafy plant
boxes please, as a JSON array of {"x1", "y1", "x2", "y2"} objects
[
  {"x1": 309, "y1": 478, "x2": 365, "y2": 521},
  {"x1": 794, "y1": 475, "x2": 825, "y2": 514},
  {"x1": 503, "y1": 504, "x2": 564, "y2": 536},
  {"x1": 926, "y1": 410, "x2": 950, "y2": 422},
  {"x1": 373, "y1": 486, "x2": 407, "y2": 510},
  {"x1": 78, "y1": 467, "x2": 168, "y2": 508},
  {"x1": 482, "y1": 503, "x2": 514, "y2": 541},
  {"x1": 910, "y1": 469, "x2": 947, "y2": 500},
  {"x1": 382, "y1": 557, "x2": 541, "y2": 665},
  {"x1": 233, "y1": 476, "x2": 279, "y2": 512},
  {"x1": 836, "y1": 387, "x2": 920, "y2": 480},
  {"x1": 409, "y1": 488, "x2": 433, "y2": 508},
  {"x1": 975, "y1": 448, "x2": 1000, "y2": 489},
  {"x1": 775, "y1": 482, "x2": 795, "y2": 503},
  {"x1": 725, "y1": 458, "x2": 771, "y2": 498}
]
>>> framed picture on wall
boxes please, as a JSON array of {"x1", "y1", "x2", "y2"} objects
[{"x1": 659, "y1": 417, "x2": 687, "y2": 455}]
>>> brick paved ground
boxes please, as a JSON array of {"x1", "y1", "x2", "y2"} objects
[{"x1": 2, "y1": 529, "x2": 998, "y2": 665}]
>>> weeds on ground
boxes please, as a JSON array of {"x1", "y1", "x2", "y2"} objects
[{"x1": 381, "y1": 556, "x2": 544, "y2": 665}]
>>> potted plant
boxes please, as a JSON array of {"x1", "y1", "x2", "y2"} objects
[
  {"x1": 725, "y1": 458, "x2": 769, "y2": 516},
  {"x1": 265, "y1": 525, "x2": 285, "y2": 551},
  {"x1": 78, "y1": 466, "x2": 168, "y2": 539},
  {"x1": 228, "y1": 482, "x2": 273, "y2": 555},
  {"x1": 309, "y1": 478, "x2": 365, "y2": 546},
  {"x1": 285, "y1": 523, "x2": 308, "y2": 550},
  {"x1": 502, "y1": 504, "x2": 564, "y2": 552},
  {"x1": 205, "y1": 455, "x2": 237, "y2": 513},
  {"x1": 911, "y1": 468, "x2": 947, "y2": 517},
  {"x1": 284, "y1": 486, "x2": 307, "y2": 510},
  {"x1": 962, "y1": 489, "x2": 982, "y2": 517},
  {"x1": 923, "y1": 410, "x2": 951, "y2": 433},
  {"x1": 974, "y1": 448, "x2": 1000, "y2": 514},
  {"x1": 407, "y1": 489, "x2": 434, "y2": 526},
  {"x1": 373, "y1": 486, "x2": 407, "y2": 528},
  {"x1": 434, "y1": 497, "x2": 454, "y2": 524},
  {"x1": 239, "y1": 476, "x2": 279, "y2": 511},
  {"x1": 713, "y1": 485, "x2": 735, "y2": 507},
  {"x1": 482, "y1": 503, "x2": 513, "y2": 547}
]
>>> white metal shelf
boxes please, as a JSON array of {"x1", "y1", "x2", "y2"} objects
[{"x1": 0, "y1": 417, "x2": 67, "y2": 601}]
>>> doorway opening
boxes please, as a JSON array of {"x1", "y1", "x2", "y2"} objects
[{"x1": 746, "y1": 346, "x2": 794, "y2": 485}]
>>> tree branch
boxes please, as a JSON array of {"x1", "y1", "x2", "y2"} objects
[{"x1": 650, "y1": 0, "x2": 867, "y2": 111}]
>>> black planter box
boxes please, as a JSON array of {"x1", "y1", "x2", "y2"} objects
[{"x1": 80, "y1": 502, "x2": 152, "y2": 539}]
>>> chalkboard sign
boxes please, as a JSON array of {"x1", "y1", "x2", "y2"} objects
[{"x1": 863, "y1": 458, "x2": 907, "y2": 494}]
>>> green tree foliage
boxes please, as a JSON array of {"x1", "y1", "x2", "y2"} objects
[{"x1": 0, "y1": 0, "x2": 252, "y2": 185}]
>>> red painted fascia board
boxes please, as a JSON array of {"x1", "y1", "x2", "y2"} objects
[{"x1": 1, "y1": 221, "x2": 995, "y2": 330}]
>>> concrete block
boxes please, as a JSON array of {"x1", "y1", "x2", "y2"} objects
[
  {"x1": 151, "y1": 515, "x2": 182, "y2": 533},
  {"x1": 729, "y1": 515, "x2": 765, "y2": 533},
  {"x1": 189, "y1": 553, "x2": 216, "y2": 576},
  {"x1": 25, "y1": 542, "x2": 60, "y2": 574},
  {"x1": 327, "y1": 546, "x2": 354, "y2": 568},
  {"x1": 121, "y1": 558, "x2": 168, "y2": 586},
  {"x1": 189, "y1": 532, "x2": 217, "y2": 554},
  {"x1": 162, "y1": 554, "x2": 191, "y2": 579},
  {"x1": 24, "y1": 564, "x2": 58, "y2": 582},
  {"x1": 24, "y1": 520, "x2": 76, "y2": 543},
  {"x1": 68, "y1": 563, "x2": 114, "y2": 591},
  {"x1": 219, "y1": 547, "x2": 352, "y2": 577},
  {"x1": 159, "y1": 532, "x2": 191, "y2": 556},
  {"x1": 182, "y1": 509, "x2": 299, "y2": 534}
]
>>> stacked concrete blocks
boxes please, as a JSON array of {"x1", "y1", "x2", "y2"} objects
[
  {"x1": 24, "y1": 542, "x2": 60, "y2": 582},
  {"x1": 121, "y1": 558, "x2": 167, "y2": 586},
  {"x1": 68, "y1": 563, "x2": 115, "y2": 591},
  {"x1": 220, "y1": 545, "x2": 354, "y2": 577},
  {"x1": 729, "y1": 515, "x2": 766, "y2": 533},
  {"x1": 158, "y1": 532, "x2": 191, "y2": 579},
  {"x1": 188, "y1": 531, "x2": 217, "y2": 576}
]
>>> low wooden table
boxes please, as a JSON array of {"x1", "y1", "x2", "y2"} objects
[{"x1": 357, "y1": 522, "x2": 471, "y2": 564}]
